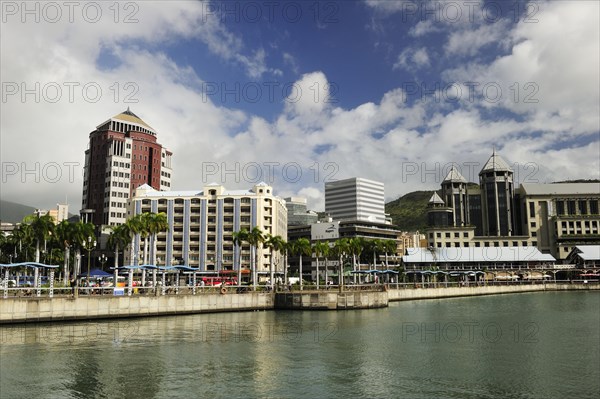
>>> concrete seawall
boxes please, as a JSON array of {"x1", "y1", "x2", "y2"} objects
[
  {"x1": 275, "y1": 290, "x2": 388, "y2": 310},
  {"x1": 0, "y1": 292, "x2": 274, "y2": 324},
  {"x1": 387, "y1": 283, "x2": 599, "y2": 301},
  {"x1": 1, "y1": 284, "x2": 598, "y2": 324}
]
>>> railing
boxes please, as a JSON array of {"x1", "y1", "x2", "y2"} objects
[{"x1": 2, "y1": 279, "x2": 598, "y2": 299}]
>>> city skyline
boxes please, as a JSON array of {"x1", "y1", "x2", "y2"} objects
[{"x1": 2, "y1": 1, "x2": 599, "y2": 214}]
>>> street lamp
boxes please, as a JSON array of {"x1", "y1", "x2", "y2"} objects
[
  {"x1": 99, "y1": 254, "x2": 107, "y2": 270},
  {"x1": 82, "y1": 236, "x2": 97, "y2": 280}
]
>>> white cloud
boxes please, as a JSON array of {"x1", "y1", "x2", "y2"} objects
[
  {"x1": 393, "y1": 47, "x2": 431, "y2": 71},
  {"x1": 1, "y1": 0, "x2": 598, "y2": 219},
  {"x1": 409, "y1": 20, "x2": 442, "y2": 37},
  {"x1": 444, "y1": 1, "x2": 600, "y2": 135},
  {"x1": 445, "y1": 20, "x2": 511, "y2": 56}
]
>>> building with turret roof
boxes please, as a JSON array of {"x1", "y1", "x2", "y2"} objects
[
  {"x1": 81, "y1": 108, "x2": 173, "y2": 226},
  {"x1": 424, "y1": 151, "x2": 599, "y2": 260}
]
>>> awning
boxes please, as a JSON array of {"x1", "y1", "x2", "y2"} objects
[{"x1": 0, "y1": 262, "x2": 59, "y2": 269}]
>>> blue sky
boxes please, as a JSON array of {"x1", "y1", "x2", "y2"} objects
[{"x1": 1, "y1": 0, "x2": 599, "y2": 212}]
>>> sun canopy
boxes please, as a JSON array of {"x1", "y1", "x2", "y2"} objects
[
  {"x1": 79, "y1": 269, "x2": 112, "y2": 278},
  {"x1": 0, "y1": 262, "x2": 59, "y2": 269}
]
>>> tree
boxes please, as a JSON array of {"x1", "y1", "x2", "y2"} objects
[
  {"x1": 383, "y1": 239, "x2": 397, "y2": 269},
  {"x1": 265, "y1": 235, "x2": 286, "y2": 290},
  {"x1": 55, "y1": 220, "x2": 79, "y2": 283},
  {"x1": 312, "y1": 241, "x2": 330, "y2": 289},
  {"x1": 107, "y1": 223, "x2": 132, "y2": 269},
  {"x1": 247, "y1": 227, "x2": 265, "y2": 290},
  {"x1": 126, "y1": 214, "x2": 147, "y2": 266},
  {"x1": 107, "y1": 223, "x2": 132, "y2": 289},
  {"x1": 10, "y1": 223, "x2": 34, "y2": 262},
  {"x1": 146, "y1": 212, "x2": 168, "y2": 265},
  {"x1": 289, "y1": 238, "x2": 311, "y2": 290},
  {"x1": 348, "y1": 237, "x2": 366, "y2": 284},
  {"x1": 24, "y1": 212, "x2": 55, "y2": 263},
  {"x1": 332, "y1": 238, "x2": 349, "y2": 292},
  {"x1": 233, "y1": 228, "x2": 249, "y2": 286},
  {"x1": 366, "y1": 239, "x2": 386, "y2": 270},
  {"x1": 72, "y1": 221, "x2": 95, "y2": 279}
]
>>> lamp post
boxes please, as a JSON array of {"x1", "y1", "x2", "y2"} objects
[
  {"x1": 82, "y1": 236, "x2": 97, "y2": 280},
  {"x1": 99, "y1": 254, "x2": 107, "y2": 270}
]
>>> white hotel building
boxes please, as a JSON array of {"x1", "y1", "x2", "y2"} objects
[{"x1": 126, "y1": 183, "x2": 287, "y2": 275}]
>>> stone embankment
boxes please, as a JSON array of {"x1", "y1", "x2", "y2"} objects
[{"x1": 1, "y1": 283, "x2": 597, "y2": 324}]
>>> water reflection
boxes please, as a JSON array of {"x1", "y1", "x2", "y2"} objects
[{"x1": 1, "y1": 292, "x2": 599, "y2": 399}]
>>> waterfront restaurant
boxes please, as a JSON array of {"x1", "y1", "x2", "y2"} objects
[
  {"x1": 566, "y1": 245, "x2": 600, "y2": 281},
  {"x1": 402, "y1": 246, "x2": 558, "y2": 281}
]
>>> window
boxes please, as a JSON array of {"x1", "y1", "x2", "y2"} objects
[
  {"x1": 463, "y1": 232, "x2": 469, "y2": 238},
  {"x1": 556, "y1": 201, "x2": 565, "y2": 215},
  {"x1": 529, "y1": 202, "x2": 535, "y2": 217},
  {"x1": 454, "y1": 232, "x2": 460, "y2": 238},
  {"x1": 445, "y1": 232, "x2": 451, "y2": 238},
  {"x1": 590, "y1": 200, "x2": 599, "y2": 214}
]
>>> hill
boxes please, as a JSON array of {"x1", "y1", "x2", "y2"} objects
[
  {"x1": 0, "y1": 200, "x2": 36, "y2": 223},
  {"x1": 385, "y1": 190, "x2": 436, "y2": 232}
]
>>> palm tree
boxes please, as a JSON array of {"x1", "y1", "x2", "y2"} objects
[
  {"x1": 265, "y1": 235, "x2": 286, "y2": 290},
  {"x1": 107, "y1": 223, "x2": 132, "y2": 289},
  {"x1": 126, "y1": 214, "x2": 146, "y2": 266},
  {"x1": 10, "y1": 222, "x2": 34, "y2": 262},
  {"x1": 24, "y1": 212, "x2": 55, "y2": 263},
  {"x1": 366, "y1": 239, "x2": 385, "y2": 270},
  {"x1": 55, "y1": 220, "x2": 78, "y2": 283},
  {"x1": 332, "y1": 238, "x2": 349, "y2": 292},
  {"x1": 107, "y1": 223, "x2": 131, "y2": 269},
  {"x1": 233, "y1": 228, "x2": 249, "y2": 286},
  {"x1": 72, "y1": 221, "x2": 95, "y2": 279},
  {"x1": 290, "y1": 238, "x2": 311, "y2": 290},
  {"x1": 312, "y1": 241, "x2": 330, "y2": 289},
  {"x1": 383, "y1": 239, "x2": 397, "y2": 269},
  {"x1": 147, "y1": 212, "x2": 168, "y2": 265},
  {"x1": 247, "y1": 226, "x2": 265, "y2": 290},
  {"x1": 348, "y1": 237, "x2": 366, "y2": 284},
  {"x1": 146, "y1": 212, "x2": 168, "y2": 287}
]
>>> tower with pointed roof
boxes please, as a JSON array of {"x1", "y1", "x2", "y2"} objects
[
  {"x1": 81, "y1": 108, "x2": 173, "y2": 226},
  {"x1": 441, "y1": 165, "x2": 470, "y2": 227},
  {"x1": 426, "y1": 191, "x2": 453, "y2": 227},
  {"x1": 479, "y1": 150, "x2": 515, "y2": 236}
]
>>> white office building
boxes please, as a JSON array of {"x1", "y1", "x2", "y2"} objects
[{"x1": 325, "y1": 178, "x2": 388, "y2": 224}]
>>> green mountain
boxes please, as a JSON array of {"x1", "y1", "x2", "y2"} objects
[
  {"x1": 385, "y1": 190, "x2": 436, "y2": 232},
  {"x1": 0, "y1": 200, "x2": 36, "y2": 223}
]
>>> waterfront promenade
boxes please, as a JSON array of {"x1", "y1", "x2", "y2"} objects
[{"x1": 1, "y1": 282, "x2": 598, "y2": 324}]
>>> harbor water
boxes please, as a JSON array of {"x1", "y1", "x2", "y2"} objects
[{"x1": 1, "y1": 291, "x2": 598, "y2": 398}]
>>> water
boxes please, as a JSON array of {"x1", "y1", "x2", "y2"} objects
[{"x1": 1, "y1": 291, "x2": 599, "y2": 399}]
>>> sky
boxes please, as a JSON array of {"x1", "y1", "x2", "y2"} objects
[{"x1": 1, "y1": 0, "x2": 599, "y2": 214}]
